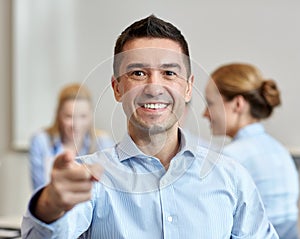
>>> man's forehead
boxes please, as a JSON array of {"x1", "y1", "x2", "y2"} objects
[{"x1": 115, "y1": 48, "x2": 188, "y2": 73}]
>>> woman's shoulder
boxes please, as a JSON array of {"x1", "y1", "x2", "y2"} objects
[
  {"x1": 31, "y1": 129, "x2": 51, "y2": 142},
  {"x1": 30, "y1": 129, "x2": 59, "y2": 148},
  {"x1": 29, "y1": 129, "x2": 55, "y2": 153},
  {"x1": 94, "y1": 129, "x2": 111, "y2": 137},
  {"x1": 94, "y1": 129, "x2": 115, "y2": 149}
]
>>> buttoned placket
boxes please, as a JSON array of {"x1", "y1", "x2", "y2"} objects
[{"x1": 158, "y1": 161, "x2": 180, "y2": 239}]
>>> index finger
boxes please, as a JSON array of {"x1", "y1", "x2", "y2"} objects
[{"x1": 53, "y1": 150, "x2": 76, "y2": 170}]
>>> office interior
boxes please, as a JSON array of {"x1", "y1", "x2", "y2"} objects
[{"x1": 0, "y1": 0, "x2": 299, "y2": 230}]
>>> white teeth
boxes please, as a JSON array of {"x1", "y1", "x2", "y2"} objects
[{"x1": 143, "y1": 103, "x2": 167, "y2": 109}]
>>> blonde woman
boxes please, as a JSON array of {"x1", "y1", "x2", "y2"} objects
[
  {"x1": 204, "y1": 63, "x2": 299, "y2": 239},
  {"x1": 29, "y1": 83, "x2": 113, "y2": 190}
]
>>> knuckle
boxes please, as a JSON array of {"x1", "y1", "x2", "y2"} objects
[{"x1": 59, "y1": 194, "x2": 74, "y2": 210}]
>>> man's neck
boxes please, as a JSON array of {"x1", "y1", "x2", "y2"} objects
[{"x1": 129, "y1": 126, "x2": 180, "y2": 169}]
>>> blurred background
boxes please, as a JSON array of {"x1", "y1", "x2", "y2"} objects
[{"x1": 0, "y1": 0, "x2": 299, "y2": 219}]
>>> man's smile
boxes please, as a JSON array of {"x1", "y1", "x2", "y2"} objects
[{"x1": 141, "y1": 103, "x2": 169, "y2": 110}]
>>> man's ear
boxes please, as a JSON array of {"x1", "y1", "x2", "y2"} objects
[
  {"x1": 233, "y1": 95, "x2": 247, "y2": 113},
  {"x1": 185, "y1": 75, "x2": 194, "y2": 103},
  {"x1": 111, "y1": 76, "x2": 122, "y2": 102}
]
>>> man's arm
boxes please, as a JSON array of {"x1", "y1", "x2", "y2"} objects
[{"x1": 21, "y1": 151, "x2": 103, "y2": 238}]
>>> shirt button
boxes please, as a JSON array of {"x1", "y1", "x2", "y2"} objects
[{"x1": 167, "y1": 216, "x2": 173, "y2": 222}]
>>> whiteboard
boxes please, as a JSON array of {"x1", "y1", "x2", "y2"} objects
[{"x1": 13, "y1": 0, "x2": 300, "y2": 155}]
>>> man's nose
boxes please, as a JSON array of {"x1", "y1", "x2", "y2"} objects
[{"x1": 143, "y1": 72, "x2": 165, "y2": 97}]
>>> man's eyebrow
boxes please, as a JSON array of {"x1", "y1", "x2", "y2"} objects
[
  {"x1": 125, "y1": 63, "x2": 182, "y2": 71},
  {"x1": 159, "y1": 63, "x2": 182, "y2": 71},
  {"x1": 126, "y1": 63, "x2": 151, "y2": 71}
]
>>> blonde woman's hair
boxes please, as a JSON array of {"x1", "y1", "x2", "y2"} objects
[{"x1": 211, "y1": 63, "x2": 281, "y2": 119}]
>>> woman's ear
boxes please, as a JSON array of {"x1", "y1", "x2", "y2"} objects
[
  {"x1": 233, "y1": 95, "x2": 247, "y2": 113},
  {"x1": 111, "y1": 76, "x2": 122, "y2": 102}
]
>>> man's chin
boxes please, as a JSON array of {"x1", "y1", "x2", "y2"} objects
[
  {"x1": 136, "y1": 122, "x2": 170, "y2": 134},
  {"x1": 148, "y1": 125, "x2": 167, "y2": 134}
]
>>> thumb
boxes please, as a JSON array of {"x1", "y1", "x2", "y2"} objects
[{"x1": 53, "y1": 150, "x2": 76, "y2": 170}]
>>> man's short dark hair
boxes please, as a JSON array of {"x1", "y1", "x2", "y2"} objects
[{"x1": 113, "y1": 15, "x2": 191, "y2": 77}]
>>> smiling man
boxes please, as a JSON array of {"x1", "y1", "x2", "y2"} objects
[
  {"x1": 21, "y1": 15, "x2": 279, "y2": 238},
  {"x1": 113, "y1": 45, "x2": 192, "y2": 169}
]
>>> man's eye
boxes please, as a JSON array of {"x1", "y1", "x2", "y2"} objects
[
  {"x1": 165, "y1": 71, "x2": 176, "y2": 76},
  {"x1": 127, "y1": 70, "x2": 147, "y2": 80},
  {"x1": 163, "y1": 70, "x2": 179, "y2": 80},
  {"x1": 131, "y1": 71, "x2": 145, "y2": 76}
]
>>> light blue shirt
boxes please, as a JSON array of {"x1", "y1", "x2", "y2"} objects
[
  {"x1": 22, "y1": 130, "x2": 279, "y2": 238},
  {"x1": 29, "y1": 130, "x2": 114, "y2": 190},
  {"x1": 223, "y1": 123, "x2": 299, "y2": 238}
]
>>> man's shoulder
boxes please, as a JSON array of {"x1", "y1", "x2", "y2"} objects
[{"x1": 193, "y1": 146, "x2": 250, "y2": 180}]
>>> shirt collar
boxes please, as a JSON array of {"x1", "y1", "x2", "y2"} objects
[
  {"x1": 233, "y1": 122, "x2": 265, "y2": 141},
  {"x1": 116, "y1": 128, "x2": 197, "y2": 162}
]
